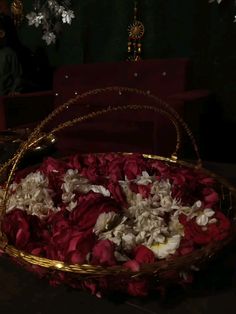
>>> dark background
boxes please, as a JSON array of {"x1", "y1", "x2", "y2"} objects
[{"x1": 5, "y1": 0, "x2": 236, "y2": 162}]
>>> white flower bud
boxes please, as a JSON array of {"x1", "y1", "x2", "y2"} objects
[{"x1": 196, "y1": 214, "x2": 208, "y2": 226}]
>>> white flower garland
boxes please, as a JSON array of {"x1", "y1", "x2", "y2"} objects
[{"x1": 26, "y1": 0, "x2": 75, "y2": 45}]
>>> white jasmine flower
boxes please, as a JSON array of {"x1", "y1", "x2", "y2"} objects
[
  {"x1": 176, "y1": 200, "x2": 203, "y2": 219},
  {"x1": 135, "y1": 171, "x2": 154, "y2": 185},
  {"x1": 155, "y1": 234, "x2": 166, "y2": 243},
  {"x1": 169, "y1": 216, "x2": 185, "y2": 236},
  {"x1": 62, "y1": 169, "x2": 111, "y2": 197},
  {"x1": 119, "y1": 179, "x2": 136, "y2": 205},
  {"x1": 62, "y1": 169, "x2": 88, "y2": 194},
  {"x1": 90, "y1": 185, "x2": 110, "y2": 197},
  {"x1": 122, "y1": 233, "x2": 136, "y2": 251},
  {"x1": 62, "y1": 10, "x2": 75, "y2": 24},
  {"x1": 160, "y1": 195, "x2": 173, "y2": 210},
  {"x1": 158, "y1": 180, "x2": 172, "y2": 196},
  {"x1": 150, "y1": 235, "x2": 181, "y2": 259},
  {"x1": 99, "y1": 219, "x2": 130, "y2": 247},
  {"x1": 26, "y1": 12, "x2": 44, "y2": 27},
  {"x1": 135, "y1": 230, "x2": 147, "y2": 244},
  {"x1": 42, "y1": 32, "x2": 56, "y2": 45},
  {"x1": 208, "y1": 218, "x2": 217, "y2": 224},
  {"x1": 171, "y1": 198, "x2": 181, "y2": 210},
  {"x1": 125, "y1": 194, "x2": 151, "y2": 218},
  {"x1": 196, "y1": 208, "x2": 215, "y2": 226},
  {"x1": 48, "y1": 0, "x2": 55, "y2": 8},
  {"x1": 5, "y1": 171, "x2": 56, "y2": 218},
  {"x1": 192, "y1": 200, "x2": 202, "y2": 211},
  {"x1": 134, "y1": 211, "x2": 163, "y2": 234},
  {"x1": 66, "y1": 200, "x2": 77, "y2": 212},
  {"x1": 62, "y1": 191, "x2": 75, "y2": 204},
  {"x1": 57, "y1": 5, "x2": 66, "y2": 15},
  {"x1": 62, "y1": 169, "x2": 110, "y2": 211},
  {"x1": 94, "y1": 212, "x2": 120, "y2": 235},
  {"x1": 26, "y1": 12, "x2": 36, "y2": 25},
  {"x1": 146, "y1": 232, "x2": 166, "y2": 247}
]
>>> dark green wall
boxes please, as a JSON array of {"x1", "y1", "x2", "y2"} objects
[{"x1": 9, "y1": 0, "x2": 236, "y2": 122}]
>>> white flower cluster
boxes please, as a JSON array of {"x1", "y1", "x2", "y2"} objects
[
  {"x1": 94, "y1": 171, "x2": 218, "y2": 260},
  {"x1": 1, "y1": 171, "x2": 58, "y2": 218},
  {"x1": 26, "y1": 0, "x2": 75, "y2": 45},
  {"x1": 61, "y1": 169, "x2": 110, "y2": 211}
]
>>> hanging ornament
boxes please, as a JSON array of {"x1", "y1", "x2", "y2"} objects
[
  {"x1": 127, "y1": 1, "x2": 145, "y2": 62},
  {"x1": 10, "y1": 0, "x2": 23, "y2": 27}
]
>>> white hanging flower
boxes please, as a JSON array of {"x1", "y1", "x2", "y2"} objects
[
  {"x1": 55, "y1": 5, "x2": 65, "y2": 15},
  {"x1": 209, "y1": 0, "x2": 223, "y2": 3},
  {"x1": 42, "y1": 31, "x2": 56, "y2": 45},
  {"x1": 48, "y1": 0, "x2": 55, "y2": 8},
  {"x1": 26, "y1": 12, "x2": 44, "y2": 27},
  {"x1": 26, "y1": 12, "x2": 37, "y2": 25},
  {"x1": 62, "y1": 10, "x2": 75, "y2": 24}
]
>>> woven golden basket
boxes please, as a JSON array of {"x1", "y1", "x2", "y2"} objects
[{"x1": 0, "y1": 87, "x2": 236, "y2": 286}]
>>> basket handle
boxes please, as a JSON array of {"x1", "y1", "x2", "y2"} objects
[
  {"x1": 31, "y1": 86, "x2": 201, "y2": 165},
  {"x1": 0, "y1": 87, "x2": 202, "y2": 178},
  {"x1": 0, "y1": 87, "x2": 202, "y2": 207}
]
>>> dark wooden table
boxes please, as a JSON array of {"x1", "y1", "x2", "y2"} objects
[{"x1": 1, "y1": 160, "x2": 236, "y2": 314}]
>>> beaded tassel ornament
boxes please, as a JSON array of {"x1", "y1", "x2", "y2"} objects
[{"x1": 127, "y1": 1, "x2": 145, "y2": 61}]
